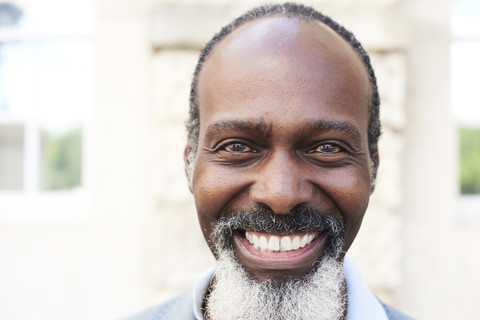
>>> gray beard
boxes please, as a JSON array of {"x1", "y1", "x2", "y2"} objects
[
  {"x1": 206, "y1": 248, "x2": 345, "y2": 320},
  {"x1": 205, "y1": 210, "x2": 346, "y2": 320}
]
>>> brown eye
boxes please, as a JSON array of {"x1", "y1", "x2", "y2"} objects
[
  {"x1": 314, "y1": 143, "x2": 342, "y2": 154},
  {"x1": 223, "y1": 142, "x2": 254, "y2": 153}
]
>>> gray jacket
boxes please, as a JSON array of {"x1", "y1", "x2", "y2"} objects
[{"x1": 125, "y1": 291, "x2": 415, "y2": 320}]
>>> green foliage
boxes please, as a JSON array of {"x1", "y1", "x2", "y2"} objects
[
  {"x1": 41, "y1": 128, "x2": 82, "y2": 191},
  {"x1": 460, "y1": 127, "x2": 480, "y2": 194}
]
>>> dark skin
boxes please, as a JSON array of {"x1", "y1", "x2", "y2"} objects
[
  {"x1": 254, "y1": 116, "x2": 273, "y2": 138},
  {"x1": 185, "y1": 15, "x2": 378, "y2": 296}
]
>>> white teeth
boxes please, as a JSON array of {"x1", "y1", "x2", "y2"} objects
[
  {"x1": 268, "y1": 236, "x2": 280, "y2": 251},
  {"x1": 259, "y1": 235, "x2": 268, "y2": 252},
  {"x1": 292, "y1": 236, "x2": 301, "y2": 250},
  {"x1": 252, "y1": 234, "x2": 259, "y2": 250},
  {"x1": 300, "y1": 234, "x2": 309, "y2": 248},
  {"x1": 245, "y1": 231, "x2": 317, "y2": 252},
  {"x1": 280, "y1": 236, "x2": 292, "y2": 252}
]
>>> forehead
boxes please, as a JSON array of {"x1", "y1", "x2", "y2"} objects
[{"x1": 196, "y1": 16, "x2": 371, "y2": 134}]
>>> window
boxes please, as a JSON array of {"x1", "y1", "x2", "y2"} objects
[
  {"x1": 0, "y1": 0, "x2": 92, "y2": 216},
  {"x1": 0, "y1": 123, "x2": 24, "y2": 190},
  {"x1": 451, "y1": 0, "x2": 480, "y2": 215}
]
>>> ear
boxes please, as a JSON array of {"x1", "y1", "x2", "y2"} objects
[
  {"x1": 184, "y1": 138, "x2": 196, "y2": 193},
  {"x1": 370, "y1": 143, "x2": 380, "y2": 193}
]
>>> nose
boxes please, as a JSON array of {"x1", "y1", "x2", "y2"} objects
[{"x1": 249, "y1": 150, "x2": 313, "y2": 214}]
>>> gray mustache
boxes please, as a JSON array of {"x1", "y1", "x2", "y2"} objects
[{"x1": 214, "y1": 206, "x2": 344, "y2": 236}]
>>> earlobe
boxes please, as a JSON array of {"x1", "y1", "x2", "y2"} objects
[
  {"x1": 370, "y1": 144, "x2": 380, "y2": 193},
  {"x1": 184, "y1": 141, "x2": 192, "y2": 168},
  {"x1": 184, "y1": 138, "x2": 196, "y2": 193}
]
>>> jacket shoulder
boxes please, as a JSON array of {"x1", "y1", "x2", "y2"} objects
[
  {"x1": 123, "y1": 291, "x2": 195, "y2": 320},
  {"x1": 379, "y1": 300, "x2": 416, "y2": 320}
]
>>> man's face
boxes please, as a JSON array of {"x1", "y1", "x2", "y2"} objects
[{"x1": 186, "y1": 17, "x2": 376, "y2": 281}]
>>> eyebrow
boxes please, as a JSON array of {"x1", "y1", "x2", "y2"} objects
[
  {"x1": 204, "y1": 119, "x2": 362, "y2": 143},
  {"x1": 311, "y1": 119, "x2": 362, "y2": 142},
  {"x1": 205, "y1": 119, "x2": 263, "y2": 141}
]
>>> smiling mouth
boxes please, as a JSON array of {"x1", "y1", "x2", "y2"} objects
[
  {"x1": 245, "y1": 231, "x2": 319, "y2": 252},
  {"x1": 232, "y1": 230, "x2": 328, "y2": 275}
]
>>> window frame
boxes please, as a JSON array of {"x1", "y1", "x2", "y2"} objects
[
  {"x1": 451, "y1": 39, "x2": 480, "y2": 219},
  {"x1": 0, "y1": 5, "x2": 93, "y2": 219}
]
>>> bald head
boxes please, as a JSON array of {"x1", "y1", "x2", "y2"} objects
[
  {"x1": 197, "y1": 17, "x2": 371, "y2": 128},
  {"x1": 187, "y1": 3, "x2": 380, "y2": 154}
]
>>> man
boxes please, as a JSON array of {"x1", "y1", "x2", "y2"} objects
[{"x1": 128, "y1": 3, "x2": 413, "y2": 320}]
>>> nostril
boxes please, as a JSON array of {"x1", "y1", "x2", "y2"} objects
[
  {"x1": 249, "y1": 181, "x2": 313, "y2": 214},
  {"x1": 289, "y1": 203, "x2": 309, "y2": 214},
  {"x1": 253, "y1": 198, "x2": 311, "y2": 216}
]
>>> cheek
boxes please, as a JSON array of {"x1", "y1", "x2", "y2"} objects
[
  {"x1": 193, "y1": 169, "x2": 233, "y2": 217},
  {"x1": 192, "y1": 163, "x2": 248, "y2": 242},
  {"x1": 320, "y1": 167, "x2": 371, "y2": 248}
]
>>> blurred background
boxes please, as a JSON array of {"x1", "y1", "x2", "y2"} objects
[{"x1": 0, "y1": 0, "x2": 479, "y2": 319}]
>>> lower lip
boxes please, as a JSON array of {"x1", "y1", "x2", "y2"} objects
[{"x1": 233, "y1": 231, "x2": 327, "y2": 272}]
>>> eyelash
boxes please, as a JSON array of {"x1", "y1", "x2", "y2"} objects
[
  {"x1": 309, "y1": 143, "x2": 346, "y2": 154},
  {"x1": 216, "y1": 141, "x2": 346, "y2": 155},
  {"x1": 216, "y1": 141, "x2": 257, "y2": 154},
  {"x1": 212, "y1": 140, "x2": 351, "y2": 166}
]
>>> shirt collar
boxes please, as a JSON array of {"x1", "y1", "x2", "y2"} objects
[
  {"x1": 192, "y1": 257, "x2": 388, "y2": 320},
  {"x1": 192, "y1": 267, "x2": 215, "y2": 320},
  {"x1": 343, "y1": 257, "x2": 389, "y2": 320}
]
